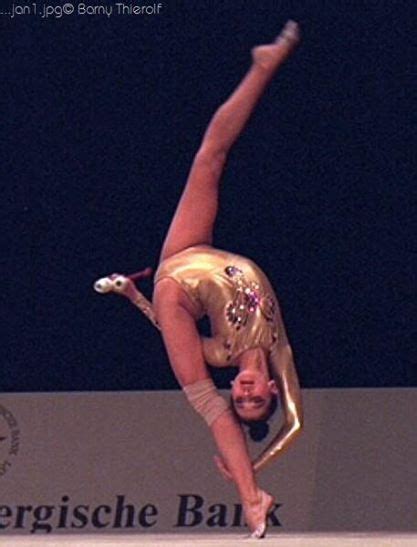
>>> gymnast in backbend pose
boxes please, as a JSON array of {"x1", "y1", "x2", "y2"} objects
[{"x1": 95, "y1": 21, "x2": 303, "y2": 538}]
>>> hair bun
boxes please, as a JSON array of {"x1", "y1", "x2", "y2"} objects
[{"x1": 248, "y1": 420, "x2": 269, "y2": 442}]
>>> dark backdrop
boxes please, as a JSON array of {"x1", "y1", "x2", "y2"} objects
[{"x1": 3, "y1": 1, "x2": 415, "y2": 391}]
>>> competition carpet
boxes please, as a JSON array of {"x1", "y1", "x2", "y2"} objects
[{"x1": 2, "y1": 533, "x2": 417, "y2": 546}]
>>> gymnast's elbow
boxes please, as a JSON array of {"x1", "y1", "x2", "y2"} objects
[{"x1": 290, "y1": 415, "x2": 303, "y2": 439}]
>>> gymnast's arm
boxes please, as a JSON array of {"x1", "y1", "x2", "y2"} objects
[
  {"x1": 253, "y1": 338, "x2": 303, "y2": 473},
  {"x1": 130, "y1": 289, "x2": 160, "y2": 331},
  {"x1": 110, "y1": 271, "x2": 161, "y2": 331},
  {"x1": 94, "y1": 267, "x2": 160, "y2": 329}
]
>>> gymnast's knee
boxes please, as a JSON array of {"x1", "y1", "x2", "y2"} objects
[
  {"x1": 194, "y1": 145, "x2": 227, "y2": 174},
  {"x1": 183, "y1": 378, "x2": 230, "y2": 427}
]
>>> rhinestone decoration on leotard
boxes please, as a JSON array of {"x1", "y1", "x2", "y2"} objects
[
  {"x1": 259, "y1": 295, "x2": 276, "y2": 323},
  {"x1": 224, "y1": 266, "x2": 261, "y2": 331}
]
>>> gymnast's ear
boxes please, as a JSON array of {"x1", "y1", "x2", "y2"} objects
[{"x1": 268, "y1": 379, "x2": 278, "y2": 395}]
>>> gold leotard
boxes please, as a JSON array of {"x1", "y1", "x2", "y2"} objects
[
  {"x1": 154, "y1": 245, "x2": 281, "y2": 367},
  {"x1": 130, "y1": 245, "x2": 302, "y2": 472}
]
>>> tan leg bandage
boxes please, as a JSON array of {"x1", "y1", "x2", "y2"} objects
[{"x1": 183, "y1": 378, "x2": 230, "y2": 427}]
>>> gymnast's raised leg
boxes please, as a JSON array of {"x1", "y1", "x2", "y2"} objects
[{"x1": 158, "y1": 21, "x2": 299, "y2": 262}]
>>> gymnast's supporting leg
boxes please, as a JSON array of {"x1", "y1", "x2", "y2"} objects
[
  {"x1": 153, "y1": 284, "x2": 273, "y2": 534},
  {"x1": 159, "y1": 21, "x2": 300, "y2": 262},
  {"x1": 210, "y1": 410, "x2": 274, "y2": 533}
]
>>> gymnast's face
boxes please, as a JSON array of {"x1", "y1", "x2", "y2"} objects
[{"x1": 231, "y1": 370, "x2": 278, "y2": 421}]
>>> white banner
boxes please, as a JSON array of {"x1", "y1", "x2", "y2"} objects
[{"x1": 0, "y1": 388, "x2": 416, "y2": 536}]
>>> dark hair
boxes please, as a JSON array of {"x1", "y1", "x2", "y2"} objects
[{"x1": 231, "y1": 393, "x2": 278, "y2": 442}]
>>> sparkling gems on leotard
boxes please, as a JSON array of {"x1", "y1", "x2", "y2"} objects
[
  {"x1": 224, "y1": 266, "x2": 261, "y2": 330},
  {"x1": 225, "y1": 266, "x2": 242, "y2": 277},
  {"x1": 259, "y1": 295, "x2": 276, "y2": 322}
]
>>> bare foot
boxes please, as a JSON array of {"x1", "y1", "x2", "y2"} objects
[
  {"x1": 242, "y1": 489, "x2": 275, "y2": 539},
  {"x1": 252, "y1": 20, "x2": 300, "y2": 71}
]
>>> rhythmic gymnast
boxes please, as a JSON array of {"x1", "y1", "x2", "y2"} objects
[{"x1": 95, "y1": 20, "x2": 303, "y2": 539}]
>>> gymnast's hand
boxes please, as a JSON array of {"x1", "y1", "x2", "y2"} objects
[
  {"x1": 213, "y1": 454, "x2": 233, "y2": 482},
  {"x1": 94, "y1": 268, "x2": 153, "y2": 300}
]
